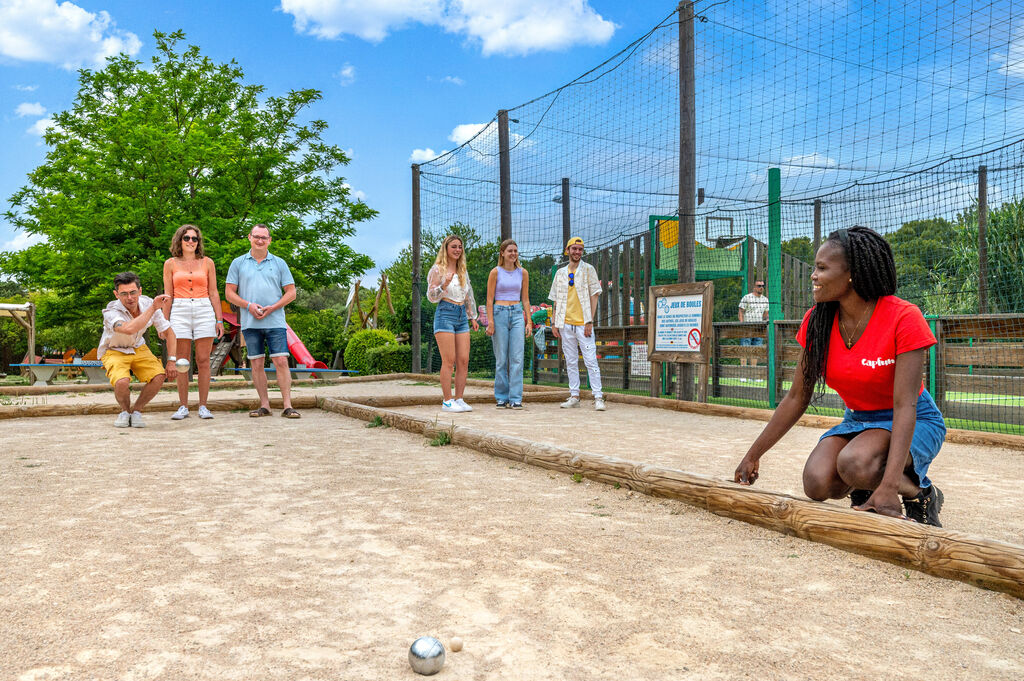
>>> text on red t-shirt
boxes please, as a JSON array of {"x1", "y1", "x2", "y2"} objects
[{"x1": 795, "y1": 295, "x2": 935, "y2": 411}]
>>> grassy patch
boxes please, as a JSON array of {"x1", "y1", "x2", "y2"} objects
[
  {"x1": 366, "y1": 415, "x2": 389, "y2": 428},
  {"x1": 428, "y1": 430, "x2": 452, "y2": 447}
]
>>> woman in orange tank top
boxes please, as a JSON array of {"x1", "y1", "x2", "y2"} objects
[{"x1": 162, "y1": 224, "x2": 224, "y2": 421}]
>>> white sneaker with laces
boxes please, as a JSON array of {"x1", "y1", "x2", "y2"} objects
[
  {"x1": 560, "y1": 396, "x2": 581, "y2": 409},
  {"x1": 114, "y1": 410, "x2": 131, "y2": 428},
  {"x1": 130, "y1": 411, "x2": 146, "y2": 428},
  {"x1": 455, "y1": 398, "x2": 473, "y2": 412},
  {"x1": 198, "y1": 405, "x2": 214, "y2": 419},
  {"x1": 441, "y1": 399, "x2": 460, "y2": 413},
  {"x1": 594, "y1": 398, "x2": 606, "y2": 411},
  {"x1": 171, "y1": 405, "x2": 190, "y2": 420}
]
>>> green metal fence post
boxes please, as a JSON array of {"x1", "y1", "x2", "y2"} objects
[{"x1": 767, "y1": 168, "x2": 782, "y2": 408}]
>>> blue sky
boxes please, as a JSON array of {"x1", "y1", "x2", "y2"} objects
[{"x1": 0, "y1": 0, "x2": 678, "y2": 280}]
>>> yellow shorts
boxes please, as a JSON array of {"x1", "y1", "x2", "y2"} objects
[{"x1": 101, "y1": 345, "x2": 165, "y2": 386}]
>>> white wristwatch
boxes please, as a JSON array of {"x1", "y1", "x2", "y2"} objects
[{"x1": 168, "y1": 355, "x2": 177, "y2": 362}]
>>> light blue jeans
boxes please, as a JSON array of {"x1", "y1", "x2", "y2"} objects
[{"x1": 492, "y1": 303, "x2": 525, "y2": 404}]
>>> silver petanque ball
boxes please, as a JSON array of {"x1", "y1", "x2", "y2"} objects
[
  {"x1": 408, "y1": 636, "x2": 445, "y2": 675},
  {"x1": 175, "y1": 358, "x2": 190, "y2": 371}
]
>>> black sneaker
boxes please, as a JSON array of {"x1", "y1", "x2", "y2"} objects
[
  {"x1": 509, "y1": 403, "x2": 523, "y2": 410},
  {"x1": 903, "y1": 485, "x2": 944, "y2": 527},
  {"x1": 849, "y1": 489, "x2": 871, "y2": 508},
  {"x1": 496, "y1": 401, "x2": 509, "y2": 409}
]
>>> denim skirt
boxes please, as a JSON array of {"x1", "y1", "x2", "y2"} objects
[{"x1": 819, "y1": 389, "x2": 946, "y2": 489}]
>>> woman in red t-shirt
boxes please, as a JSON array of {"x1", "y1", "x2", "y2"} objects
[{"x1": 734, "y1": 227, "x2": 946, "y2": 526}]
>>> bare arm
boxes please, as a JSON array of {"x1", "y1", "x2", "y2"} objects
[
  {"x1": 738, "y1": 306, "x2": 745, "y2": 322},
  {"x1": 206, "y1": 258, "x2": 224, "y2": 337},
  {"x1": 859, "y1": 348, "x2": 926, "y2": 517},
  {"x1": 485, "y1": 268, "x2": 497, "y2": 336},
  {"x1": 162, "y1": 259, "x2": 175, "y2": 318},
  {"x1": 265, "y1": 283, "x2": 296, "y2": 314},
  {"x1": 734, "y1": 349, "x2": 813, "y2": 485},
  {"x1": 224, "y1": 282, "x2": 246, "y2": 309},
  {"x1": 113, "y1": 294, "x2": 171, "y2": 336},
  {"x1": 521, "y1": 269, "x2": 532, "y2": 336}
]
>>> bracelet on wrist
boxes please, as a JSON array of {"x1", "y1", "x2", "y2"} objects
[{"x1": 168, "y1": 355, "x2": 177, "y2": 362}]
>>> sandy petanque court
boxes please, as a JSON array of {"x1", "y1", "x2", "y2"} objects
[{"x1": 2, "y1": 378, "x2": 1024, "y2": 680}]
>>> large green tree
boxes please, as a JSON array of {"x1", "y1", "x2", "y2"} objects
[{"x1": 1, "y1": 30, "x2": 375, "y2": 351}]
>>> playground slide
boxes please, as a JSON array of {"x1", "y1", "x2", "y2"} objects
[
  {"x1": 286, "y1": 325, "x2": 329, "y2": 369},
  {"x1": 221, "y1": 312, "x2": 328, "y2": 370}
]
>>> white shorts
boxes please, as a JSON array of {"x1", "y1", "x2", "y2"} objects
[{"x1": 169, "y1": 297, "x2": 217, "y2": 340}]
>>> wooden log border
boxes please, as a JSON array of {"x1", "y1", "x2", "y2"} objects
[
  {"x1": 318, "y1": 396, "x2": 1024, "y2": 600},
  {"x1": 0, "y1": 395, "x2": 320, "y2": 420}
]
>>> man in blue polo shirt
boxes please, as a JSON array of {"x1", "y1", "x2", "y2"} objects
[{"x1": 225, "y1": 223, "x2": 301, "y2": 418}]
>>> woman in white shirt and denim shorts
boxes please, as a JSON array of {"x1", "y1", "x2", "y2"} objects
[{"x1": 426, "y1": 235, "x2": 479, "y2": 412}]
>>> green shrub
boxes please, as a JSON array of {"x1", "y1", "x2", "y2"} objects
[
  {"x1": 344, "y1": 328, "x2": 396, "y2": 375},
  {"x1": 287, "y1": 309, "x2": 350, "y2": 365},
  {"x1": 367, "y1": 343, "x2": 411, "y2": 374},
  {"x1": 468, "y1": 329, "x2": 494, "y2": 374}
]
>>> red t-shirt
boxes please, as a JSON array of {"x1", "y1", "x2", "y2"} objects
[{"x1": 796, "y1": 295, "x2": 935, "y2": 411}]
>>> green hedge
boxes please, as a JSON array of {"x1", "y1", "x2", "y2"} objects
[
  {"x1": 344, "y1": 328, "x2": 396, "y2": 375},
  {"x1": 367, "y1": 343, "x2": 411, "y2": 374}
]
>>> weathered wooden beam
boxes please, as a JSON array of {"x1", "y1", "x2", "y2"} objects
[
  {"x1": 318, "y1": 397, "x2": 1024, "y2": 600},
  {"x1": 0, "y1": 395, "x2": 319, "y2": 420}
]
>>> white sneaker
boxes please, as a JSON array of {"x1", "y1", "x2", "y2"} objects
[
  {"x1": 198, "y1": 405, "x2": 214, "y2": 419},
  {"x1": 114, "y1": 410, "x2": 131, "y2": 428},
  {"x1": 560, "y1": 396, "x2": 581, "y2": 409},
  {"x1": 171, "y1": 405, "x2": 190, "y2": 420},
  {"x1": 441, "y1": 399, "x2": 460, "y2": 413},
  {"x1": 455, "y1": 398, "x2": 473, "y2": 412},
  {"x1": 594, "y1": 398, "x2": 606, "y2": 411},
  {"x1": 130, "y1": 411, "x2": 146, "y2": 428}
]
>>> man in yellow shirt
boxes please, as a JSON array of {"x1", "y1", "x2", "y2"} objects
[{"x1": 548, "y1": 237, "x2": 605, "y2": 411}]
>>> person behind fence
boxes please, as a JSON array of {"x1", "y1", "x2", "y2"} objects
[
  {"x1": 734, "y1": 226, "x2": 946, "y2": 527},
  {"x1": 99, "y1": 272, "x2": 179, "y2": 428},
  {"x1": 485, "y1": 239, "x2": 533, "y2": 409},
  {"x1": 737, "y1": 279, "x2": 768, "y2": 371},
  {"x1": 549, "y1": 236, "x2": 605, "y2": 411},
  {"x1": 427, "y1": 234, "x2": 480, "y2": 413},
  {"x1": 224, "y1": 223, "x2": 301, "y2": 419},
  {"x1": 162, "y1": 224, "x2": 224, "y2": 421}
]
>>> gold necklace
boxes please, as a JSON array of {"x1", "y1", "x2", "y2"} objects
[{"x1": 839, "y1": 304, "x2": 871, "y2": 349}]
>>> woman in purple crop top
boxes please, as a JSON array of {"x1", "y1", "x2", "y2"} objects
[{"x1": 485, "y1": 239, "x2": 532, "y2": 408}]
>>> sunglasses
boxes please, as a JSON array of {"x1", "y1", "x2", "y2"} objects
[
  {"x1": 182, "y1": 235, "x2": 199, "y2": 243},
  {"x1": 568, "y1": 272, "x2": 575, "y2": 287}
]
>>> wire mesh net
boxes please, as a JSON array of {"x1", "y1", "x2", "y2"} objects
[{"x1": 414, "y1": 1, "x2": 1024, "y2": 433}]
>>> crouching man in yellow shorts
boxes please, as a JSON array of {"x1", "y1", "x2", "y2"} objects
[{"x1": 99, "y1": 272, "x2": 179, "y2": 428}]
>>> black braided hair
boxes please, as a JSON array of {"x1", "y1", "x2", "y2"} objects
[{"x1": 800, "y1": 226, "x2": 897, "y2": 402}]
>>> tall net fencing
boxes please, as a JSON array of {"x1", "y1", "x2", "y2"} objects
[{"x1": 414, "y1": 0, "x2": 1024, "y2": 433}]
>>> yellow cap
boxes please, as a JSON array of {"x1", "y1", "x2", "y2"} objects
[{"x1": 564, "y1": 236, "x2": 584, "y2": 254}]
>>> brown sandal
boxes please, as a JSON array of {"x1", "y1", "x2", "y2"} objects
[
  {"x1": 249, "y1": 407, "x2": 272, "y2": 417},
  {"x1": 282, "y1": 407, "x2": 301, "y2": 419}
]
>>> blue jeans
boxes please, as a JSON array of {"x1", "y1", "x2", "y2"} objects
[
  {"x1": 492, "y1": 304, "x2": 525, "y2": 404},
  {"x1": 242, "y1": 327, "x2": 289, "y2": 358}
]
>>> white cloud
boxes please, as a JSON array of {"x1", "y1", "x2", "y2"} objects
[
  {"x1": 0, "y1": 0, "x2": 141, "y2": 69},
  {"x1": 337, "y1": 62, "x2": 356, "y2": 86},
  {"x1": 994, "y1": 29, "x2": 1024, "y2": 78},
  {"x1": 14, "y1": 84, "x2": 38, "y2": 91},
  {"x1": 2, "y1": 231, "x2": 47, "y2": 252},
  {"x1": 15, "y1": 102, "x2": 45, "y2": 117},
  {"x1": 410, "y1": 148, "x2": 445, "y2": 162},
  {"x1": 280, "y1": 0, "x2": 443, "y2": 42},
  {"x1": 342, "y1": 182, "x2": 367, "y2": 201},
  {"x1": 26, "y1": 116, "x2": 56, "y2": 136},
  {"x1": 448, "y1": 122, "x2": 489, "y2": 145},
  {"x1": 441, "y1": 75, "x2": 464, "y2": 85},
  {"x1": 279, "y1": 0, "x2": 615, "y2": 56}
]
